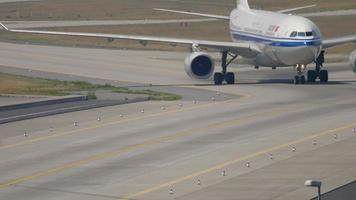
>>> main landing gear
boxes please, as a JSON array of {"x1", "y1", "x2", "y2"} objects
[
  {"x1": 307, "y1": 50, "x2": 328, "y2": 83},
  {"x1": 294, "y1": 51, "x2": 329, "y2": 85},
  {"x1": 214, "y1": 51, "x2": 238, "y2": 85}
]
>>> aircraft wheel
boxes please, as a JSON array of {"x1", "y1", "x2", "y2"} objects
[
  {"x1": 307, "y1": 70, "x2": 317, "y2": 83},
  {"x1": 225, "y1": 72, "x2": 235, "y2": 84},
  {"x1": 214, "y1": 72, "x2": 224, "y2": 85},
  {"x1": 320, "y1": 70, "x2": 328, "y2": 83},
  {"x1": 300, "y1": 75, "x2": 306, "y2": 84},
  {"x1": 294, "y1": 75, "x2": 300, "y2": 85}
]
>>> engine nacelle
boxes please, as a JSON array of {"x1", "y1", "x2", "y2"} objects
[
  {"x1": 350, "y1": 50, "x2": 356, "y2": 73},
  {"x1": 184, "y1": 52, "x2": 214, "y2": 80}
]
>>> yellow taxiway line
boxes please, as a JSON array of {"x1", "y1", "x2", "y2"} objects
[
  {"x1": 0, "y1": 102, "x2": 298, "y2": 190},
  {"x1": 123, "y1": 122, "x2": 356, "y2": 199},
  {"x1": 2, "y1": 94, "x2": 352, "y2": 192}
]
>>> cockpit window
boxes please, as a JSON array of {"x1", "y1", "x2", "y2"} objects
[
  {"x1": 290, "y1": 31, "x2": 297, "y2": 37},
  {"x1": 298, "y1": 32, "x2": 306, "y2": 37},
  {"x1": 290, "y1": 31, "x2": 314, "y2": 38}
]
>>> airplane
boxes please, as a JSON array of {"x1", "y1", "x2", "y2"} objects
[{"x1": 1, "y1": 0, "x2": 356, "y2": 85}]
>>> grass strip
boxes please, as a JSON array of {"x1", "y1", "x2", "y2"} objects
[{"x1": 0, "y1": 73, "x2": 181, "y2": 101}]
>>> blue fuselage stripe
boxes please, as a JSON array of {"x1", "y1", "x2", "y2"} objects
[{"x1": 231, "y1": 31, "x2": 322, "y2": 47}]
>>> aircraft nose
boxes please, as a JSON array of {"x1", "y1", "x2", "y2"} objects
[
  {"x1": 278, "y1": 45, "x2": 319, "y2": 66},
  {"x1": 301, "y1": 45, "x2": 319, "y2": 64}
]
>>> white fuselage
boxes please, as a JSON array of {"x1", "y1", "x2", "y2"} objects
[{"x1": 229, "y1": 9, "x2": 322, "y2": 67}]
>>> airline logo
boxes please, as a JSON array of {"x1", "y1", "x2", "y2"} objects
[
  {"x1": 274, "y1": 26, "x2": 280, "y2": 32},
  {"x1": 268, "y1": 25, "x2": 279, "y2": 32}
]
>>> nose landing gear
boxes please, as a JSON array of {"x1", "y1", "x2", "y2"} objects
[
  {"x1": 295, "y1": 51, "x2": 329, "y2": 85},
  {"x1": 294, "y1": 64, "x2": 307, "y2": 85}
]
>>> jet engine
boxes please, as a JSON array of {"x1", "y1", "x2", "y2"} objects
[
  {"x1": 350, "y1": 50, "x2": 356, "y2": 73},
  {"x1": 184, "y1": 52, "x2": 214, "y2": 79}
]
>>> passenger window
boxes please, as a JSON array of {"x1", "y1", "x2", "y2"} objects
[
  {"x1": 290, "y1": 31, "x2": 297, "y2": 37},
  {"x1": 298, "y1": 32, "x2": 306, "y2": 37},
  {"x1": 306, "y1": 32, "x2": 313, "y2": 37}
]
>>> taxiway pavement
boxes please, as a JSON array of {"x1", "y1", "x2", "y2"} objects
[{"x1": 0, "y1": 42, "x2": 356, "y2": 200}]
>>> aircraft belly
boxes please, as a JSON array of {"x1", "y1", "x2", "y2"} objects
[
  {"x1": 273, "y1": 46, "x2": 317, "y2": 65},
  {"x1": 254, "y1": 46, "x2": 318, "y2": 67}
]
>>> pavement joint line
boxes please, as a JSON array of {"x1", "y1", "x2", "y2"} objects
[
  {"x1": 0, "y1": 103, "x2": 300, "y2": 190},
  {"x1": 122, "y1": 122, "x2": 356, "y2": 200},
  {"x1": 0, "y1": 93, "x2": 253, "y2": 151}
]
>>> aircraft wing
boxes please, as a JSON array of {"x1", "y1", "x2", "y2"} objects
[
  {"x1": 0, "y1": 23, "x2": 260, "y2": 55},
  {"x1": 153, "y1": 8, "x2": 229, "y2": 20},
  {"x1": 278, "y1": 4, "x2": 316, "y2": 13},
  {"x1": 322, "y1": 35, "x2": 356, "y2": 49},
  {"x1": 154, "y1": 6, "x2": 318, "y2": 18}
]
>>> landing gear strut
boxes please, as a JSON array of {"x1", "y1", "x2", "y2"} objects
[
  {"x1": 214, "y1": 51, "x2": 238, "y2": 85},
  {"x1": 307, "y1": 51, "x2": 328, "y2": 83},
  {"x1": 294, "y1": 64, "x2": 307, "y2": 85}
]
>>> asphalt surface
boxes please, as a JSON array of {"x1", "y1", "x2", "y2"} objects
[
  {"x1": 0, "y1": 42, "x2": 195, "y2": 85},
  {"x1": 0, "y1": 42, "x2": 356, "y2": 200}
]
